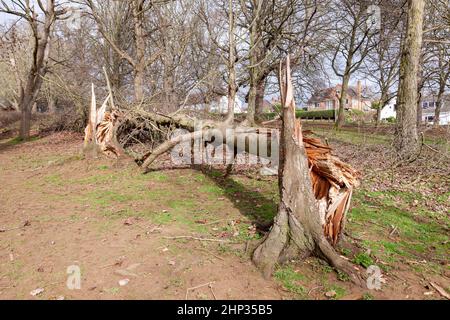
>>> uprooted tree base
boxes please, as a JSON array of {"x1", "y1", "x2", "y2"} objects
[{"x1": 83, "y1": 58, "x2": 365, "y2": 287}]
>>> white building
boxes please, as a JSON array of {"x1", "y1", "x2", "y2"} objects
[
  {"x1": 184, "y1": 94, "x2": 245, "y2": 114},
  {"x1": 209, "y1": 96, "x2": 245, "y2": 114},
  {"x1": 380, "y1": 99, "x2": 397, "y2": 120}
]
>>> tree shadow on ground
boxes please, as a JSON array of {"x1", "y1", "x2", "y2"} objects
[
  {"x1": 198, "y1": 166, "x2": 278, "y2": 231},
  {"x1": 146, "y1": 164, "x2": 278, "y2": 230}
]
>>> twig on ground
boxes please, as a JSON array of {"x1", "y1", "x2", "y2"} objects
[
  {"x1": 193, "y1": 248, "x2": 225, "y2": 261},
  {"x1": 185, "y1": 282, "x2": 215, "y2": 300},
  {"x1": 209, "y1": 283, "x2": 218, "y2": 300},
  {"x1": 430, "y1": 282, "x2": 450, "y2": 300},
  {"x1": 163, "y1": 236, "x2": 230, "y2": 243}
]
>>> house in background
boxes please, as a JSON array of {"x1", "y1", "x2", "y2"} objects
[
  {"x1": 380, "y1": 98, "x2": 397, "y2": 120},
  {"x1": 183, "y1": 92, "x2": 245, "y2": 114},
  {"x1": 306, "y1": 81, "x2": 372, "y2": 112},
  {"x1": 379, "y1": 94, "x2": 450, "y2": 126},
  {"x1": 421, "y1": 94, "x2": 450, "y2": 125}
]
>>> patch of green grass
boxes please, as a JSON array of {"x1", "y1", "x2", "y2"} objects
[
  {"x1": 199, "y1": 185, "x2": 224, "y2": 197},
  {"x1": 274, "y1": 266, "x2": 307, "y2": 298},
  {"x1": 337, "y1": 271, "x2": 350, "y2": 282},
  {"x1": 146, "y1": 172, "x2": 169, "y2": 182},
  {"x1": 104, "y1": 287, "x2": 120, "y2": 295},
  {"x1": 363, "y1": 293, "x2": 374, "y2": 300},
  {"x1": 349, "y1": 188, "x2": 450, "y2": 275},
  {"x1": 353, "y1": 252, "x2": 374, "y2": 268},
  {"x1": 44, "y1": 174, "x2": 66, "y2": 186},
  {"x1": 307, "y1": 126, "x2": 390, "y2": 146},
  {"x1": 5, "y1": 260, "x2": 25, "y2": 282},
  {"x1": 325, "y1": 285, "x2": 347, "y2": 300},
  {"x1": 7, "y1": 136, "x2": 40, "y2": 146},
  {"x1": 341, "y1": 248, "x2": 352, "y2": 257}
]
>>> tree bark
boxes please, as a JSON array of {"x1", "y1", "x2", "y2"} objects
[
  {"x1": 394, "y1": 0, "x2": 424, "y2": 160},
  {"x1": 337, "y1": 74, "x2": 351, "y2": 129},
  {"x1": 132, "y1": 0, "x2": 146, "y2": 102},
  {"x1": 245, "y1": 1, "x2": 263, "y2": 127},
  {"x1": 255, "y1": 77, "x2": 267, "y2": 122},
  {"x1": 226, "y1": 0, "x2": 237, "y2": 124},
  {"x1": 19, "y1": 96, "x2": 32, "y2": 139},
  {"x1": 434, "y1": 86, "x2": 445, "y2": 128}
]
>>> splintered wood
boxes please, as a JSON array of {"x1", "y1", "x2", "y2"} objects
[
  {"x1": 84, "y1": 85, "x2": 123, "y2": 158},
  {"x1": 304, "y1": 134, "x2": 360, "y2": 245}
]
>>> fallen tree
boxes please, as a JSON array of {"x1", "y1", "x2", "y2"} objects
[{"x1": 83, "y1": 57, "x2": 363, "y2": 285}]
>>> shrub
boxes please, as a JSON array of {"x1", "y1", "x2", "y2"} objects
[
  {"x1": 385, "y1": 117, "x2": 396, "y2": 124},
  {"x1": 296, "y1": 110, "x2": 336, "y2": 120}
]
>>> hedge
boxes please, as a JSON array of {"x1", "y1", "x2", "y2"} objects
[
  {"x1": 236, "y1": 109, "x2": 336, "y2": 121},
  {"x1": 296, "y1": 110, "x2": 336, "y2": 120}
]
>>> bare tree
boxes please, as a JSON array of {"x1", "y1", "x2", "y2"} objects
[
  {"x1": 362, "y1": 0, "x2": 404, "y2": 125},
  {"x1": 0, "y1": 0, "x2": 67, "y2": 139},
  {"x1": 421, "y1": 1, "x2": 450, "y2": 127},
  {"x1": 329, "y1": 0, "x2": 377, "y2": 128},
  {"x1": 83, "y1": 0, "x2": 167, "y2": 102},
  {"x1": 394, "y1": 0, "x2": 425, "y2": 159}
]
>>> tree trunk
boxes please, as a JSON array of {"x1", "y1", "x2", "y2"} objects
[
  {"x1": 253, "y1": 57, "x2": 363, "y2": 285},
  {"x1": 336, "y1": 74, "x2": 350, "y2": 129},
  {"x1": 132, "y1": 0, "x2": 146, "y2": 103},
  {"x1": 434, "y1": 86, "x2": 445, "y2": 128},
  {"x1": 19, "y1": 100, "x2": 32, "y2": 140},
  {"x1": 255, "y1": 77, "x2": 266, "y2": 122},
  {"x1": 394, "y1": 0, "x2": 424, "y2": 160},
  {"x1": 48, "y1": 95, "x2": 56, "y2": 114},
  {"x1": 245, "y1": 2, "x2": 262, "y2": 127},
  {"x1": 226, "y1": 0, "x2": 237, "y2": 124}
]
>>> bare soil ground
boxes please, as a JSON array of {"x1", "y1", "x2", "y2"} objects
[{"x1": 0, "y1": 125, "x2": 448, "y2": 300}]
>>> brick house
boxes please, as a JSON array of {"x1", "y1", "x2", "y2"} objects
[{"x1": 306, "y1": 81, "x2": 372, "y2": 112}]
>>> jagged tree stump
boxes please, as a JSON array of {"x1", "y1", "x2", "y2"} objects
[{"x1": 252, "y1": 57, "x2": 363, "y2": 285}]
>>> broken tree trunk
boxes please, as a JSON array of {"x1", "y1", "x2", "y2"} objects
[
  {"x1": 84, "y1": 58, "x2": 361, "y2": 284},
  {"x1": 84, "y1": 84, "x2": 124, "y2": 158},
  {"x1": 252, "y1": 57, "x2": 363, "y2": 285}
]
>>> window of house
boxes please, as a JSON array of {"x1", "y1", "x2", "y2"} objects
[
  {"x1": 423, "y1": 102, "x2": 429, "y2": 109},
  {"x1": 326, "y1": 101, "x2": 334, "y2": 110},
  {"x1": 315, "y1": 103, "x2": 320, "y2": 109}
]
